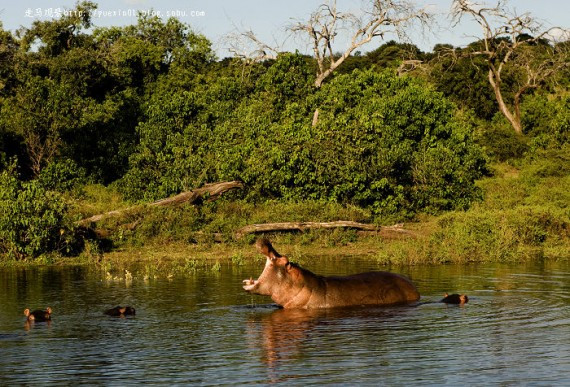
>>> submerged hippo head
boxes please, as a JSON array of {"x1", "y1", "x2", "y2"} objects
[
  {"x1": 441, "y1": 293, "x2": 469, "y2": 304},
  {"x1": 104, "y1": 306, "x2": 136, "y2": 317},
  {"x1": 24, "y1": 307, "x2": 52, "y2": 322}
]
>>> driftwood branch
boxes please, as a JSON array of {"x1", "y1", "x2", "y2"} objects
[
  {"x1": 77, "y1": 181, "x2": 243, "y2": 226},
  {"x1": 235, "y1": 221, "x2": 411, "y2": 238},
  {"x1": 150, "y1": 181, "x2": 244, "y2": 207}
]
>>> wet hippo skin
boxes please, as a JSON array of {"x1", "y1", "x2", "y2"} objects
[{"x1": 244, "y1": 239, "x2": 420, "y2": 309}]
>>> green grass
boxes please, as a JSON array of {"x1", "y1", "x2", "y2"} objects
[
  {"x1": 3, "y1": 154, "x2": 569, "y2": 271},
  {"x1": 373, "y1": 155, "x2": 570, "y2": 265}
]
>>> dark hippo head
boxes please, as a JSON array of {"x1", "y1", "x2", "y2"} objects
[
  {"x1": 441, "y1": 293, "x2": 469, "y2": 304},
  {"x1": 104, "y1": 306, "x2": 136, "y2": 317},
  {"x1": 24, "y1": 307, "x2": 52, "y2": 322}
]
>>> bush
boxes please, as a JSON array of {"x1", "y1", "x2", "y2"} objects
[
  {"x1": 522, "y1": 95, "x2": 570, "y2": 147},
  {"x1": 0, "y1": 165, "x2": 77, "y2": 259},
  {"x1": 476, "y1": 120, "x2": 529, "y2": 161},
  {"x1": 300, "y1": 69, "x2": 487, "y2": 214},
  {"x1": 120, "y1": 62, "x2": 487, "y2": 217},
  {"x1": 429, "y1": 207, "x2": 569, "y2": 262},
  {"x1": 38, "y1": 158, "x2": 86, "y2": 192},
  {"x1": 522, "y1": 146, "x2": 570, "y2": 179}
]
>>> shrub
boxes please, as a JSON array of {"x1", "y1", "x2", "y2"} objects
[
  {"x1": 0, "y1": 165, "x2": 76, "y2": 259},
  {"x1": 476, "y1": 119, "x2": 528, "y2": 161},
  {"x1": 119, "y1": 63, "x2": 487, "y2": 217},
  {"x1": 306, "y1": 69, "x2": 487, "y2": 214},
  {"x1": 38, "y1": 158, "x2": 86, "y2": 192},
  {"x1": 522, "y1": 95, "x2": 570, "y2": 147}
]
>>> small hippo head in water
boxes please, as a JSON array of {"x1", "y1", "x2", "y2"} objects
[
  {"x1": 24, "y1": 307, "x2": 52, "y2": 322},
  {"x1": 104, "y1": 306, "x2": 136, "y2": 317},
  {"x1": 244, "y1": 238, "x2": 420, "y2": 309},
  {"x1": 441, "y1": 293, "x2": 469, "y2": 304}
]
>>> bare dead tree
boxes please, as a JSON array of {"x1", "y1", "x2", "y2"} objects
[
  {"x1": 291, "y1": 0, "x2": 434, "y2": 88},
  {"x1": 25, "y1": 129, "x2": 61, "y2": 177},
  {"x1": 223, "y1": 28, "x2": 284, "y2": 84},
  {"x1": 397, "y1": 59, "x2": 424, "y2": 76},
  {"x1": 225, "y1": 28, "x2": 280, "y2": 63},
  {"x1": 451, "y1": 0, "x2": 570, "y2": 135}
]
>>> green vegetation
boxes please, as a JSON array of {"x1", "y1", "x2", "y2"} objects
[{"x1": 0, "y1": 2, "x2": 568, "y2": 267}]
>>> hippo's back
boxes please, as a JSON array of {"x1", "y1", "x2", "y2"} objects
[{"x1": 323, "y1": 271, "x2": 420, "y2": 307}]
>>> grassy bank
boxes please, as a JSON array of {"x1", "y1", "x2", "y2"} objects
[
  {"x1": 2, "y1": 157, "x2": 568, "y2": 273},
  {"x1": 90, "y1": 159, "x2": 570, "y2": 269}
]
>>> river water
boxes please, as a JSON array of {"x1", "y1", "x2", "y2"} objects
[{"x1": 1, "y1": 257, "x2": 569, "y2": 385}]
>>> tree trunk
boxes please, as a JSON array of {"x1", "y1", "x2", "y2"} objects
[
  {"x1": 488, "y1": 69, "x2": 523, "y2": 135},
  {"x1": 77, "y1": 181, "x2": 243, "y2": 225},
  {"x1": 312, "y1": 108, "x2": 319, "y2": 126}
]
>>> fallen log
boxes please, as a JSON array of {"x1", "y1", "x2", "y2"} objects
[
  {"x1": 77, "y1": 181, "x2": 243, "y2": 226},
  {"x1": 235, "y1": 221, "x2": 412, "y2": 238},
  {"x1": 149, "y1": 181, "x2": 244, "y2": 207}
]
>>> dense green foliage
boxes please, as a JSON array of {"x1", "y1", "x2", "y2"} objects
[
  {"x1": 428, "y1": 45, "x2": 498, "y2": 121},
  {"x1": 376, "y1": 159, "x2": 570, "y2": 264},
  {"x1": 0, "y1": 2, "x2": 568, "y2": 260},
  {"x1": 121, "y1": 55, "x2": 486, "y2": 217},
  {"x1": 0, "y1": 164, "x2": 76, "y2": 258}
]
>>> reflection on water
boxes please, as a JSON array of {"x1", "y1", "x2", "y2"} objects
[{"x1": 1, "y1": 259, "x2": 569, "y2": 385}]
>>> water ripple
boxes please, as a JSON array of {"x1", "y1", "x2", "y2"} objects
[{"x1": 1, "y1": 261, "x2": 570, "y2": 385}]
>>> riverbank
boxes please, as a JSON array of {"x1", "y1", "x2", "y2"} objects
[{"x1": 1, "y1": 159, "x2": 569, "y2": 272}]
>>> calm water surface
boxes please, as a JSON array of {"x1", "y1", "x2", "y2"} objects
[{"x1": 1, "y1": 257, "x2": 569, "y2": 385}]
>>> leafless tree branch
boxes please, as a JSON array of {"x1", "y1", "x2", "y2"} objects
[
  {"x1": 450, "y1": 0, "x2": 570, "y2": 134},
  {"x1": 224, "y1": 28, "x2": 280, "y2": 63},
  {"x1": 290, "y1": 0, "x2": 435, "y2": 87}
]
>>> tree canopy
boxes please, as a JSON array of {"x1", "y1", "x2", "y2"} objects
[{"x1": 0, "y1": 1, "x2": 568, "y2": 259}]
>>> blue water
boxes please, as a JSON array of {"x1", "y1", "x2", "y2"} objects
[{"x1": 1, "y1": 259, "x2": 569, "y2": 385}]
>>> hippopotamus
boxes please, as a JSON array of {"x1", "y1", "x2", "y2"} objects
[
  {"x1": 441, "y1": 293, "x2": 469, "y2": 304},
  {"x1": 24, "y1": 307, "x2": 52, "y2": 322},
  {"x1": 104, "y1": 306, "x2": 136, "y2": 317},
  {"x1": 243, "y1": 239, "x2": 420, "y2": 309}
]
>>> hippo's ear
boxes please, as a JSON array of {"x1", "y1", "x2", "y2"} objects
[
  {"x1": 256, "y1": 238, "x2": 273, "y2": 257},
  {"x1": 24, "y1": 309, "x2": 30, "y2": 317}
]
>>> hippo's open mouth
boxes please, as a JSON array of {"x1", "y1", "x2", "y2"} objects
[{"x1": 243, "y1": 278, "x2": 258, "y2": 292}]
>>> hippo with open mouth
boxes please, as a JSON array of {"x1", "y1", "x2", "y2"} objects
[{"x1": 243, "y1": 239, "x2": 420, "y2": 309}]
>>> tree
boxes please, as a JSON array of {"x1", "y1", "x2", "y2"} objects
[
  {"x1": 451, "y1": 0, "x2": 570, "y2": 135},
  {"x1": 291, "y1": 0, "x2": 434, "y2": 87},
  {"x1": 4, "y1": 1, "x2": 98, "y2": 178},
  {"x1": 428, "y1": 43, "x2": 498, "y2": 120},
  {"x1": 2, "y1": 4, "x2": 215, "y2": 182},
  {"x1": 0, "y1": 23, "x2": 19, "y2": 96},
  {"x1": 3, "y1": 77, "x2": 79, "y2": 177},
  {"x1": 17, "y1": 1, "x2": 96, "y2": 56}
]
